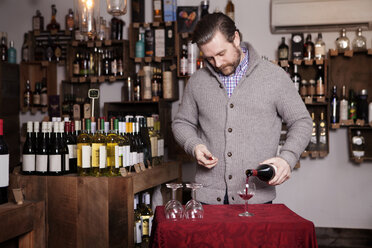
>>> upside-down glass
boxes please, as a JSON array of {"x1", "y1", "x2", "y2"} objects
[
  {"x1": 106, "y1": 0, "x2": 127, "y2": 16},
  {"x1": 237, "y1": 180, "x2": 256, "y2": 217},
  {"x1": 164, "y1": 183, "x2": 184, "y2": 220},
  {"x1": 185, "y1": 183, "x2": 204, "y2": 220}
]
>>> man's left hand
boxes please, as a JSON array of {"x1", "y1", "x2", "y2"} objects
[{"x1": 260, "y1": 157, "x2": 291, "y2": 186}]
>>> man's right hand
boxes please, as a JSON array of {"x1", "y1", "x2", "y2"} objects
[{"x1": 194, "y1": 144, "x2": 218, "y2": 169}]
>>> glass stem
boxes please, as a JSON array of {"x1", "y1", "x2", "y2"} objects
[
  {"x1": 191, "y1": 189, "x2": 196, "y2": 200},
  {"x1": 245, "y1": 200, "x2": 249, "y2": 213},
  {"x1": 172, "y1": 189, "x2": 176, "y2": 200}
]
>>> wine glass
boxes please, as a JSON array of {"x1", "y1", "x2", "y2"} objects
[
  {"x1": 237, "y1": 179, "x2": 256, "y2": 217},
  {"x1": 185, "y1": 183, "x2": 204, "y2": 220},
  {"x1": 164, "y1": 183, "x2": 184, "y2": 221}
]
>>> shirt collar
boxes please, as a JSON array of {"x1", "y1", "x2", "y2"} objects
[{"x1": 219, "y1": 46, "x2": 249, "y2": 79}]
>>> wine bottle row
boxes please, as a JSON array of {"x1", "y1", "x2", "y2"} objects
[
  {"x1": 21, "y1": 115, "x2": 164, "y2": 176},
  {"x1": 307, "y1": 112, "x2": 328, "y2": 152}
]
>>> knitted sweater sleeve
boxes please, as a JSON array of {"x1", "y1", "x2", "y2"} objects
[
  {"x1": 274, "y1": 66, "x2": 313, "y2": 169},
  {"x1": 172, "y1": 78, "x2": 204, "y2": 157}
]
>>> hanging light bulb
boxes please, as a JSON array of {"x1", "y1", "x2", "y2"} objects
[
  {"x1": 106, "y1": 0, "x2": 127, "y2": 16},
  {"x1": 77, "y1": 0, "x2": 100, "y2": 39}
]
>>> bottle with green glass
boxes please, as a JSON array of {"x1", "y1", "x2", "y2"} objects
[
  {"x1": 77, "y1": 119, "x2": 92, "y2": 176},
  {"x1": 91, "y1": 118, "x2": 107, "y2": 177}
]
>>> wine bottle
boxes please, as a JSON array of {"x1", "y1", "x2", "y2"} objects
[
  {"x1": 348, "y1": 89, "x2": 357, "y2": 123},
  {"x1": 135, "y1": 116, "x2": 145, "y2": 165},
  {"x1": 314, "y1": 33, "x2": 326, "y2": 60},
  {"x1": 318, "y1": 112, "x2": 327, "y2": 151},
  {"x1": 134, "y1": 194, "x2": 142, "y2": 247},
  {"x1": 291, "y1": 64, "x2": 301, "y2": 93},
  {"x1": 330, "y1": 85, "x2": 339, "y2": 124},
  {"x1": 125, "y1": 119, "x2": 134, "y2": 171},
  {"x1": 77, "y1": 119, "x2": 92, "y2": 176},
  {"x1": 133, "y1": 118, "x2": 143, "y2": 166},
  {"x1": 121, "y1": 120, "x2": 131, "y2": 172},
  {"x1": 60, "y1": 121, "x2": 69, "y2": 174},
  {"x1": 225, "y1": 0, "x2": 235, "y2": 21},
  {"x1": 0, "y1": 119, "x2": 9, "y2": 205},
  {"x1": 129, "y1": 117, "x2": 139, "y2": 171},
  {"x1": 106, "y1": 118, "x2": 120, "y2": 176},
  {"x1": 303, "y1": 34, "x2": 314, "y2": 60},
  {"x1": 245, "y1": 164, "x2": 276, "y2": 182},
  {"x1": 22, "y1": 121, "x2": 36, "y2": 175},
  {"x1": 36, "y1": 122, "x2": 49, "y2": 175},
  {"x1": 278, "y1": 37, "x2": 289, "y2": 61},
  {"x1": 47, "y1": 4, "x2": 60, "y2": 33},
  {"x1": 352, "y1": 130, "x2": 365, "y2": 159},
  {"x1": 309, "y1": 112, "x2": 318, "y2": 151},
  {"x1": 65, "y1": 121, "x2": 77, "y2": 173},
  {"x1": 339, "y1": 85, "x2": 348, "y2": 121},
  {"x1": 154, "y1": 116, "x2": 164, "y2": 164},
  {"x1": 147, "y1": 117, "x2": 158, "y2": 167},
  {"x1": 140, "y1": 192, "x2": 154, "y2": 245},
  {"x1": 139, "y1": 117, "x2": 152, "y2": 167},
  {"x1": 91, "y1": 118, "x2": 107, "y2": 177},
  {"x1": 49, "y1": 122, "x2": 63, "y2": 175}
]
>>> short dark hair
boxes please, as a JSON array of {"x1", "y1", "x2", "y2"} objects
[{"x1": 192, "y1": 12, "x2": 241, "y2": 46}]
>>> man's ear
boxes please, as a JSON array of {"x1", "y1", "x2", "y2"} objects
[{"x1": 233, "y1": 31, "x2": 240, "y2": 47}]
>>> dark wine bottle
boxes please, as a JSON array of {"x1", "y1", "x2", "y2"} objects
[
  {"x1": 22, "y1": 121, "x2": 36, "y2": 175},
  {"x1": 48, "y1": 122, "x2": 63, "y2": 175},
  {"x1": 60, "y1": 122, "x2": 69, "y2": 174},
  {"x1": 0, "y1": 119, "x2": 9, "y2": 204},
  {"x1": 65, "y1": 121, "x2": 77, "y2": 173},
  {"x1": 245, "y1": 164, "x2": 276, "y2": 182},
  {"x1": 36, "y1": 122, "x2": 49, "y2": 175}
]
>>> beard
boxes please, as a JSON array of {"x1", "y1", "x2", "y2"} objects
[{"x1": 215, "y1": 46, "x2": 242, "y2": 76}]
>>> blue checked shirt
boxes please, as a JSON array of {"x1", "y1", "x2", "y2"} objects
[{"x1": 219, "y1": 47, "x2": 249, "y2": 97}]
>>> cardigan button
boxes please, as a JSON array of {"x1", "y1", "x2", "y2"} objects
[
  {"x1": 230, "y1": 103, "x2": 234, "y2": 108},
  {"x1": 217, "y1": 197, "x2": 221, "y2": 202},
  {"x1": 228, "y1": 175, "x2": 232, "y2": 180},
  {"x1": 227, "y1": 152, "x2": 232, "y2": 157},
  {"x1": 228, "y1": 128, "x2": 232, "y2": 133}
]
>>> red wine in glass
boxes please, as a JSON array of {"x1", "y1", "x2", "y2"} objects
[{"x1": 238, "y1": 193, "x2": 253, "y2": 200}]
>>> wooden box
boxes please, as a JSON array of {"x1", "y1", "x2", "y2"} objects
[{"x1": 9, "y1": 161, "x2": 181, "y2": 248}]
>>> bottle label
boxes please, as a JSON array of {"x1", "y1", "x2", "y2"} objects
[
  {"x1": 33, "y1": 18, "x2": 40, "y2": 30},
  {"x1": 73, "y1": 64, "x2": 80, "y2": 75},
  {"x1": 319, "y1": 134, "x2": 326, "y2": 145},
  {"x1": 157, "y1": 138, "x2": 164, "y2": 157},
  {"x1": 135, "y1": 221, "x2": 142, "y2": 243},
  {"x1": 132, "y1": 152, "x2": 137, "y2": 165},
  {"x1": 180, "y1": 57, "x2": 188, "y2": 75},
  {"x1": 340, "y1": 101, "x2": 348, "y2": 121},
  {"x1": 315, "y1": 46, "x2": 325, "y2": 57},
  {"x1": 150, "y1": 137, "x2": 158, "y2": 157},
  {"x1": 33, "y1": 94, "x2": 41, "y2": 105},
  {"x1": 141, "y1": 215, "x2": 153, "y2": 236},
  {"x1": 36, "y1": 154, "x2": 48, "y2": 172},
  {"x1": 65, "y1": 154, "x2": 70, "y2": 171},
  {"x1": 353, "y1": 150, "x2": 365, "y2": 157},
  {"x1": 99, "y1": 146, "x2": 107, "y2": 169},
  {"x1": 124, "y1": 145, "x2": 130, "y2": 168},
  {"x1": 115, "y1": 145, "x2": 120, "y2": 168},
  {"x1": 22, "y1": 154, "x2": 36, "y2": 172},
  {"x1": 279, "y1": 48, "x2": 288, "y2": 60},
  {"x1": 41, "y1": 93, "x2": 48, "y2": 107},
  {"x1": 129, "y1": 151, "x2": 133, "y2": 166},
  {"x1": 49, "y1": 155, "x2": 62, "y2": 172},
  {"x1": 82, "y1": 145, "x2": 91, "y2": 169},
  {"x1": 92, "y1": 143, "x2": 104, "y2": 168},
  {"x1": 0, "y1": 154, "x2": 9, "y2": 187},
  {"x1": 154, "y1": 0, "x2": 162, "y2": 10},
  {"x1": 68, "y1": 144, "x2": 77, "y2": 159},
  {"x1": 349, "y1": 107, "x2": 357, "y2": 120},
  {"x1": 139, "y1": 152, "x2": 144, "y2": 164}
]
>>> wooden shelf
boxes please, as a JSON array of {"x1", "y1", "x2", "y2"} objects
[{"x1": 9, "y1": 161, "x2": 182, "y2": 248}]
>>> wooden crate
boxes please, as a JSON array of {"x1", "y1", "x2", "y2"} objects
[{"x1": 9, "y1": 161, "x2": 181, "y2": 248}]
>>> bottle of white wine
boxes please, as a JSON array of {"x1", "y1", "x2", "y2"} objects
[
  {"x1": 91, "y1": 118, "x2": 107, "y2": 177},
  {"x1": 77, "y1": 119, "x2": 92, "y2": 176},
  {"x1": 140, "y1": 192, "x2": 154, "y2": 246},
  {"x1": 106, "y1": 118, "x2": 119, "y2": 176}
]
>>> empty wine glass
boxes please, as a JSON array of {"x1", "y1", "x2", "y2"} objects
[
  {"x1": 185, "y1": 183, "x2": 204, "y2": 220},
  {"x1": 237, "y1": 178, "x2": 256, "y2": 217},
  {"x1": 164, "y1": 183, "x2": 184, "y2": 221}
]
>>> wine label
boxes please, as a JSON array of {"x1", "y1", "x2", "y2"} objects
[
  {"x1": 49, "y1": 155, "x2": 62, "y2": 172},
  {"x1": 99, "y1": 146, "x2": 107, "y2": 169},
  {"x1": 119, "y1": 146, "x2": 124, "y2": 167},
  {"x1": 140, "y1": 216, "x2": 153, "y2": 236},
  {"x1": 65, "y1": 154, "x2": 70, "y2": 171},
  {"x1": 22, "y1": 154, "x2": 36, "y2": 172},
  {"x1": 124, "y1": 145, "x2": 130, "y2": 168},
  {"x1": 132, "y1": 152, "x2": 137, "y2": 166},
  {"x1": 353, "y1": 151, "x2": 365, "y2": 157},
  {"x1": 128, "y1": 151, "x2": 133, "y2": 166},
  {"x1": 68, "y1": 144, "x2": 76, "y2": 159},
  {"x1": 0, "y1": 154, "x2": 9, "y2": 187},
  {"x1": 139, "y1": 152, "x2": 144, "y2": 164},
  {"x1": 115, "y1": 145, "x2": 120, "y2": 168},
  {"x1": 36, "y1": 154, "x2": 48, "y2": 172},
  {"x1": 319, "y1": 135, "x2": 326, "y2": 145},
  {"x1": 340, "y1": 101, "x2": 348, "y2": 121},
  {"x1": 150, "y1": 137, "x2": 158, "y2": 157},
  {"x1": 82, "y1": 145, "x2": 91, "y2": 169},
  {"x1": 92, "y1": 143, "x2": 105, "y2": 168},
  {"x1": 157, "y1": 138, "x2": 164, "y2": 156},
  {"x1": 135, "y1": 221, "x2": 142, "y2": 243}
]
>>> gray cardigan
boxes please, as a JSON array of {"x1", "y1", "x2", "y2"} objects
[{"x1": 172, "y1": 42, "x2": 312, "y2": 204}]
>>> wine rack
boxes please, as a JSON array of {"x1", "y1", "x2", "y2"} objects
[
  {"x1": 65, "y1": 39, "x2": 132, "y2": 82},
  {"x1": 328, "y1": 49, "x2": 372, "y2": 130}
]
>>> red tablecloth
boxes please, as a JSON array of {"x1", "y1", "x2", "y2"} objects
[{"x1": 150, "y1": 204, "x2": 317, "y2": 248}]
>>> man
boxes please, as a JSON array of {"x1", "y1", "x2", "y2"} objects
[{"x1": 172, "y1": 13, "x2": 312, "y2": 204}]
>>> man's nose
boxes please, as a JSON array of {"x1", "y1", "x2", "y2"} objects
[{"x1": 215, "y1": 57, "x2": 222, "y2": 68}]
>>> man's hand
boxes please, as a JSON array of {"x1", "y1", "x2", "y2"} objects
[
  {"x1": 260, "y1": 157, "x2": 291, "y2": 185},
  {"x1": 194, "y1": 144, "x2": 218, "y2": 169}
]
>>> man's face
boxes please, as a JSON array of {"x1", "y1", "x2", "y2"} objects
[{"x1": 200, "y1": 31, "x2": 242, "y2": 76}]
